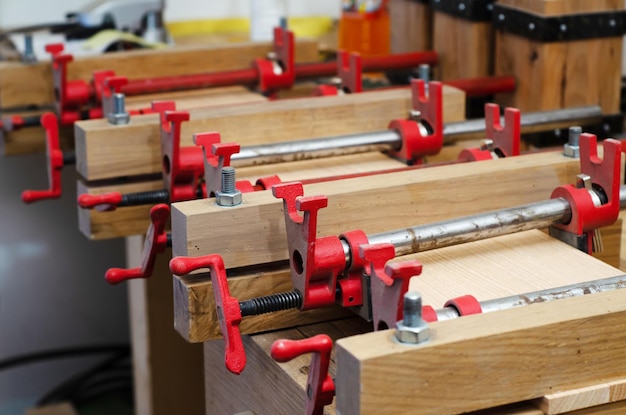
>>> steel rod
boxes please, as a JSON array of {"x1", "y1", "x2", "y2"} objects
[
  {"x1": 231, "y1": 106, "x2": 605, "y2": 167},
  {"x1": 346, "y1": 185, "x2": 626, "y2": 262},
  {"x1": 434, "y1": 274, "x2": 626, "y2": 321},
  {"x1": 443, "y1": 105, "x2": 603, "y2": 143}
]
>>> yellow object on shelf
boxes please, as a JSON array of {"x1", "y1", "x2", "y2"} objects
[{"x1": 339, "y1": 0, "x2": 390, "y2": 56}]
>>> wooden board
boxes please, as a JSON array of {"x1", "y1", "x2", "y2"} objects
[
  {"x1": 335, "y1": 288, "x2": 626, "y2": 414},
  {"x1": 433, "y1": 13, "x2": 492, "y2": 80},
  {"x1": 0, "y1": 39, "x2": 319, "y2": 110},
  {"x1": 74, "y1": 85, "x2": 466, "y2": 181},
  {"x1": 535, "y1": 379, "x2": 626, "y2": 414},
  {"x1": 127, "y1": 242, "x2": 204, "y2": 415},
  {"x1": 389, "y1": 0, "x2": 432, "y2": 53},
  {"x1": 78, "y1": 152, "x2": 407, "y2": 240},
  {"x1": 171, "y1": 151, "x2": 581, "y2": 270},
  {"x1": 494, "y1": 1, "x2": 623, "y2": 113}
]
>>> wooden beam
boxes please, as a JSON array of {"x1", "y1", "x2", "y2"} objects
[
  {"x1": 535, "y1": 379, "x2": 626, "y2": 415},
  {"x1": 496, "y1": 0, "x2": 622, "y2": 16},
  {"x1": 0, "y1": 39, "x2": 319, "y2": 110},
  {"x1": 335, "y1": 288, "x2": 626, "y2": 415},
  {"x1": 79, "y1": 152, "x2": 408, "y2": 240},
  {"x1": 127, "y1": 242, "x2": 205, "y2": 415},
  {"x1": 74, "y1": 86, "x2": 466, "y2": 181},
  {"x1": 389, "y1": 0, "x2": 432, "y2": 53},
  {"x1": 171, "y1": 151, "x2": 581, "y2": 270}
]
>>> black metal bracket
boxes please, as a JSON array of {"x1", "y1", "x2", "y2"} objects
[
  {"x1": 493, "y1": 4, "x2": 626, "y2": 42},
  {"x1": 431, "y1": 0, "x2": 494, "y2": 22}
]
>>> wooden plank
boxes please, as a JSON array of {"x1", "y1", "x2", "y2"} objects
[
  {"x1": 127, "y1": 242, "x2": 204, "y2": 415},
  {"x1": 204, "y1": 318, "x2": 370, "y2": 415},
  {"x1": 496, "y1": 0, "x2": 622, "y2": 16},
  {"x1": 389, "y1": 0, "x2": 432, "y2": 53},
  {"x1": 171, "y1": 151, "x2": 581, "y2": 270},
  {"x1": 74, "y1": 86, "x2": 466, "y2": 181},
  {"x1": 335, "y1": 287, "x2": 626, "y2": 415},
  {"x1": 535, "y1": 379, "x2": 626, "y2": 414},
  {"x1": 433, "y1": 13, "x2": 492, "y2": 80},
  {"x1": 78, "y1": 152, "x2": 407, "y2": 240},
  {"x1": 0, "y1": 39, "x2": 319, "y2": 110}
]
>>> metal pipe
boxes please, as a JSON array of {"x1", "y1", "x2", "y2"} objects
[
  {"x1": 340, "y1": 185, "x2": 626, "y2": 262},
  {"x1": 444, "y1": 76, "x2": 516, "y2": 97},
  {"x1": 233, "y1": 129, "x2": 402, "y2": 166},
  {"x1": 434, "y1": 274, "x2": 626, "y2": 321},
  {"x1": 443, "y1": 105, "x2": 603, "y2": 143},
  {"x1": 231, "y1": 105, "x2": 605, "y2": 168}
]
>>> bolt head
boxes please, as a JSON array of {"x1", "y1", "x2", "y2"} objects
[
  {"x1": 107, "y1": 112, "x2": 130, "y2": 125},
  {"x1": 216, "y1": 191, "x2": 242, "y2": 207},
  {"x1": 395, "y1": 320, "x2": 430, "y2": 344},
  {"x1": 563, "y1": 143, "x2": 579, "y2": 158}
]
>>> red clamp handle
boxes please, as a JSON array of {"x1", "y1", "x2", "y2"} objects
[
  {"x1": 169, "y1": 254, "x2": 245, "y2": 374},
  {"x1": 22, "y1": 113, "x2": 64, "y2": 203},
  {"x1": 360, "y1": 244, "x2": 421, "y2": 329},
  {"x1": 551, "y1": 134, "x2": 621, "y2": 250},
  {"x1": 271, "y1": 335, "x2": 334, "y2": 415},
  {"x1": 77, "y1": 192, "x2": 123, "y2": 211},
  {"x1": 105, "y1": 204, "x2": 169, "y2": 284},
  {"x1": 193, "y1": 132, "x2": 241, "y2": 196},
  {"x1": 272, "y1": 182, "x2": 346, "y2": 310},
  {"x1": 458, "y1": 103, "x2": 521, "y2": 161},
  {"x1": 388, "y1": 79, "x2": 443, "y2": 164},
  {"x1": 253, "y1": 26, "x2": 295, "y2": 93}
]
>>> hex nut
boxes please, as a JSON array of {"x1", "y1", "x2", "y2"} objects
[
  {"x1": 107, "y1": 112, "x2": 130, "y2": 125},
  {"x1": 563, "y1": 143, "x2": 580, "y2": 158},
  {"x1": 395, "y1": 320, "x2": 430, "y2": 344},
  {"x1": 216, "y1": 191, "x2": 242, "y2": 207}
]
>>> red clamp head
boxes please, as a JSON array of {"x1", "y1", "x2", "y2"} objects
[
  {"x1": 458, "y1": 103, "x2": 521, "y2": 161},
  {"x1": 154, "y1": 101, "x2": 204, "y2": 202},
  {"x1": 314, "y1": 50, "x2": 363, "y2": 96},
  {"x1": 105, "y1": 204, "x2": 170, "y2": 284},
  {"x1": 22, "y1": 113, "x2": 64, "y2": 203},
  {"x1": 45, "y1": 44, "x2": 91, "y2": 121},
  {"x1": 337, "y1": 50, "x2": 362, "y2": 94},
  {"x1": 550, "y1": 134, "x2": 621, "y2": 253},
  {"x1": 360, "y1": 244, "x2": 421, "y2": 330},
  {"x1": 271, "y1": 335, "x2": 334, "y2": 415},
  {"x1": 388, "y1": 79, "x2": 443, "y2": 164},
  {"x1": 100, "y1": 75, "x2": 128, "y2": 117},
  {"x1": 272, "y1": 182, "x2": 346, "y2": 310},
  {"x1": 193, "y1": 132, "x2": 241, "y2": 197},
  {"x1": 253, "y1": 26, "x2": 296, "y2": 94},
  {"x1": 169, "y1": 254, "x2": 245, "y2": 375}
]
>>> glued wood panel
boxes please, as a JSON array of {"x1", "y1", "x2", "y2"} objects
[
  {"x1": 171, "y1": 151, "x2": 581, "y2": 270},
  {"x1": 79, "y1": 152, "x2": 408, "y2": 240},
  {"x1": 0, "y1": 39, "x2": 318, "y2": 109},
  {"x1": 536, "y1": 378, "x2": 626, "y2": 414},
  {"x1": 74, "y1": 86, "x2": 466, "y2": 181}
]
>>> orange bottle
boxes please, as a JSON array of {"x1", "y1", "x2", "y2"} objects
[{"x1": 339, "y1": 0, "x2": 390, "y2": 57}]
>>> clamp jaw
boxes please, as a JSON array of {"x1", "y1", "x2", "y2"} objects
[
  {"x1": 271, "y1": 335, "x2": 334, "y2": 415},
  {"x1": 314, "y1": 50, "x2": 363, "y2": 96},
  {"x1": 105, "y1": 204, "x2": 170, "y2": 284},
  {"x1": 253, "y1": 26, "x2": 295, "y2": 95},
  {"x1": 388, "y1": 79, "x2": 444, "y2": 164},
  {"x1": 45, "y1": 44, "x2": 93, "y2": 126},
  {"x1": 21, "y1": 113, "x2": 66, "y2": 203},
  {"x1": 550, "y1": 134, "x2": 621, "y2": 254},
  {"x1": 457, "y1": 103, "x2": 521, "y2": 161}
]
